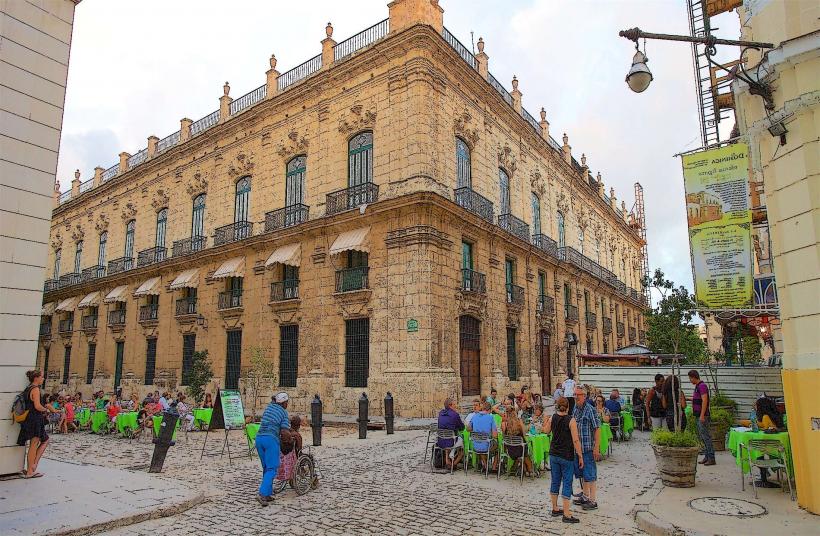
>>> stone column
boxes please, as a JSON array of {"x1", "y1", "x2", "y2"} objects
[
  {"x1": 119, "y1": 152, "x2": 130, "y2": 175},
  {"x1": 147, "y1": 135, "x2": 158, "y2": 158},
  {"x1": 511, "y1": 76, "x2": 522, "y2": 114},
  {"x1": 70, "y1": 170, "x2": 80, "y2": 197},
  {"x1": 219, "y1": 82, "x2": 232, "y2": 122},
  {"x1": 321, "y1": 23, "x2": 336, "y2": 68},
  {"x1": 388, "y1": 0, "x2": 444, "y2": 34},
  {"x1": 265, "y1": 55, "x2": 279, "y2": 98},
  {"x1": 180, "y1": 118, "x2": 192, "y2": 142},
  {"x1": 93, "y1": 167, "x2": 104, "y2": 188},
  {"x1": 475, "y1": 37, "x2": 488, "y2": 79}
]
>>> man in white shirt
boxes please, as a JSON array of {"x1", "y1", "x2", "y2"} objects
[{"x1": 562, "y1": 373, "x2": 577, "y2": 414}]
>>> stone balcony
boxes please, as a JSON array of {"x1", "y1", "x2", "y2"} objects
[{"x1": 326, "y1": 183, "x2": 378, "y2": 216}]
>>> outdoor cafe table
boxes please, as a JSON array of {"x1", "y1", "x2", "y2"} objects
[
  {"x1": 193, "y1": 408, "x2": 213, "y2": 429},
  {"x1": 75, "y1": 407, "x2": 91, "y2": 427},
  {"x1": 90, "y1": 410, "x2": 108, "y2": 433},
  {"x1": 599, "y1": 422, "x2": 613, "y2": 457},
  {"x1": 727, "y1": 427, "x2": 793, "y2": 477},
  {"x1": 620, "y1": 411, "x2": 635, "y2": 437},
  {"x1": 526, "y1": 433, "x2": 551, "y2": 468},
  {"x1": 116, "y1": 411, "x2": 139, "y2": 436},
  {"x1": 152, "y1": 415, "x2": 180, "y2": 439}
]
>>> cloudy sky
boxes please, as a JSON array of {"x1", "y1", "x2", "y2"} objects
[{"x1": 57, "y1": 0, "x2": 739, "y2": 294}]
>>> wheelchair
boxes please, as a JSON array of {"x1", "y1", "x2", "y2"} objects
[{"x1": 272, "y1": 446, "x2": 321, "y2": 496}]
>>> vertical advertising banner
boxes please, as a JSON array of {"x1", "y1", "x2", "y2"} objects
[{"x1": 682, "y1": 143, "x2": 753, "y2": 309}]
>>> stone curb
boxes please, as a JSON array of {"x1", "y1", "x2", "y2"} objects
[{"x1": 45, "y1": 490, "x2": 206, "y2": 536}]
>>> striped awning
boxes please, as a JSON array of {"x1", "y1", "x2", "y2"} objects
[
  {"x1": 77, "y1": 291, "x2": 101, "y2": 309},
  {"x1": 329, "y1": 227, "x2": 370, "y2": 256},
  {"x1": 41, "y1": 302, "x2": 55, "y2": 316},
  {"x1": 134, "y1": 276, "x2": 162, "y2": 296},
  {"x1": 265, "y1": 243, "x2": 301, "y2": 268},
  {"x1": 55, "y1": 296, "x2": 79, "y2": 312},
  {"x1": 169, "y1": 268, "x2": 200, "y2": 290},
  {"x1": 104, "y1": 285, "x2": 129, "y2": 303},
  {"x1": 212, "y1": 257, "x2": 245, "y2": 279}
]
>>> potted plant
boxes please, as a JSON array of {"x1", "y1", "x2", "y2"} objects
[
  {"x1": 711, "y1": 392, "x2": 737, "y2": 419},
  {"x1": 708, "y1": 408, "x2": 733, "y2": 452},
  {"x1": 650, "y1": 428, "x2": 700, "y2": 487}
]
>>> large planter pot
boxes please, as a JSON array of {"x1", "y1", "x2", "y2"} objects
[
  {"x1": 709, "y1": 421, "x2": 730, "y2": 452},
  {"x1": 651, "y1": 443, "x2": 699, "y2": 488},
  {"x1": 712, "y1": 405, "x2": 736, "y2": 421}
]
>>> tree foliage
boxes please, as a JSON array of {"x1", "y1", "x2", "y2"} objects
[
  {"x1": 642, "y1": 268, "x2": 705, "y2": 364},
  {"x1": 186, "y1": 350, "x2": 213, "y2": 406},
  {"x1": 244, "y1": 346, "x2": 277, "y2": 419}
]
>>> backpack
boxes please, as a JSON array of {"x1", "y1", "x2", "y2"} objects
[
  {"x1": 432, "y1": 447, "x2": 445, "y2": 469},
  {"x1": 11, "y1": 386, "x2": 31, "y2": 424}
]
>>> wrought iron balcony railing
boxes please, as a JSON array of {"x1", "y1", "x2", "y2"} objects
[
  {"x1": 334, "y1": 18, "x2": 389, "y2": 62},
  {"x1": 564, "y1": 305, "x2": 579, "y2": 323},
  {"x1": 108, "y1": 309, "x2": 126, "y2": 326},
  {"x1": 82, "y1": 265, "x2": 106, "y2": 282},
  {"x1": 325, "y1": 183, "x2": 379, "y2": 215},
  {"x1": 498, "y1": 213, "x2": 530, "y2": 243},
  {"x1": 44, "y1": 279, "x2": 58, "y2": 293},
  {"x1": 139, "y1": 304, "x2": 159, "y2": 322},
  {"x1": 172, "y1": 235, "x2": 207, "y2": 257},
  {"x1": 39, "y1": 323, "x2": 51, "y2": 337},
  {"x1": 270, "y1": 279, "x2": 300, "y2": 302},
  {"x1": 585, "y1": 312, "x2": 597, "y2": 329},
  {"x1": 506, "y1": 283, "x2": 525, "y2": 305},
  {"x1": 629, "y1": 327, "x2": 637, "y2": 341},
  {"x1": 454, "y1": 187, "x2": 494, "y2": 223},
  {"x1": 537, "y1": 294, "x2": 555, "y2": 315},
  {"x1": 265, "y1": 204, "x2": 309, "y2": 232},
  {"x1": 602, "y1": 317, "x2": 613, "y2": 335},
  {"x1": 81, "y1": 315, "x2": 98, "y2": 330},
  {"x1": 461, "y1": 268, "x2": 486, "y2": 294},
  {"x1": 213, "y1": 221, "x2": 253, "y2": 246},
  {"x1": 617, "y1": 322, "x2": 625, "y2": 338},
  {"x1": 58, "y1": 273, "x2": 81, "y2": 288},
  {"x1": 218, "y1": 289, "x2": 243, "y2": 310},
  {"x1": 137, "y1": 246, "x2": 167, "y2": 267},
  {"x1": 532, "y1": 234, "x2": 559, "y2": 260},
  {"x1": 58, "y1": 318, "x2": 73, "y2": 334},
  {"x1": 629, "y1": 288, "x2": 639, "y2": 301},
  {"x1": 175, "y1": 297, "x2": 197, "y2": 316},
  {"x1": 335, "y1": 266, "x2": 369, "y2": 293},
  {"x1": 107, "y1": 257, "x2": 133, "y2": 275}
]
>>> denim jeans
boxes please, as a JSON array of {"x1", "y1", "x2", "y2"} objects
[
  {"x1": 549, "y1": 455, "x2": 575, "y2": 499},
  {"x1": 255, "y1": 434, "x2": 281, "y2": 496},
  {"x1": 696, "y1": 415, "x2": 715, "y2": 460}
]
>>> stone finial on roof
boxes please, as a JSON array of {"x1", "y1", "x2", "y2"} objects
[
  {"x1": 581, "y1": 154, "x2": 587, "y2": 167},
  {"x1": 326, "y1": 22, "x2": 333, "y2": 38},
  {"x1": 477, "y1": 37, "x2": 485, "y2": 53},
  {"x1": 223, "y1": 81, "x2": 230, "y2": 96},
  {"x1": 540, "y1": 107, "x2": 546, "y2": 122},
  {"x1": 511, "y1": 75, "x2": 518, "y2": 91},
  {"x1": 562, "y1": 133, "x2": 569, "y2": 147},
  {"x1": 74, "y1": 169, "x2": 81, "y2": 180},
  {"x1": 269, "y1": 54, "x2": 277, "y2": 70}
]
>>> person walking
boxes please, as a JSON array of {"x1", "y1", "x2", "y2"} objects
[
  {"x1": 543, "y1": 397, "x2": 583, "y2": 524},
  {"x1": 688, "y1": 370, "x2": 715, "y2": 465},
  {"x1": 562, "y1": 373, "x2": 577, "y2": 415},
  {"x1": 572, "y1": 386, "x2": 601, "y2": 511},
  {"x1": 16, "y1": 370, "x2": 53, "y2": 478},
  {"x1": 255, "y1": 392, "x2": 291, "y2": 505},
  {"x1": 645, "y1": 374, "x2": 665, "y2": 430}
]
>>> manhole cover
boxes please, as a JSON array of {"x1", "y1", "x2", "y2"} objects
[{"x1": 688, "y1": 497, "x2": 767, "y2": 518}]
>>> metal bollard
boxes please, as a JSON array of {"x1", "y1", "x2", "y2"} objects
[
  {"x1": 384, "y1": 392, "x2": 394, "y2": 435},
  {"x1": 148, "y1": 412, "x2": 179, "y2": 473},
  {"x1": 311, "y1": 394, "x2": 323, "y2": 447},
  {"x1": 358, "y1": 392, "x2": 369, "y2": 439}
]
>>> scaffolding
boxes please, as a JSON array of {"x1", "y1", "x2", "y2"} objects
[{"x1": 632, "y1": 182, "x2": 650, "y2": 305}]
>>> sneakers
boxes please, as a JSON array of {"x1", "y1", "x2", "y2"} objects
[
  {"x1": 572, "y1": 495, "x2": 588, "y2": 506},
  {"x1": 581, "y1": 501, "x2": 598, "y2": 511},
  {"x1": 703, "y1": 459, "x2": 716, "y2": 466},
  {"x1": 256, "y1": 494, "x2": 272, "y2": 507},
  {"x1": 573, "y1": 491, "x2": 585, "y2": 498},
  {"x1": 551, "y1": 509, "x2": 563, "y2": 517},
  {"x1": 562, "y1": 516, "x2": 580, "y2": 524}
]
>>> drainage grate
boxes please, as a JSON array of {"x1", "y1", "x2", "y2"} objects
[{"x1": 688, "y1": 497, "x2": 767, "y2": 518}]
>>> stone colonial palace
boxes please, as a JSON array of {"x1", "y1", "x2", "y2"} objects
[{"x1": 37, "y1": 0, "x2": 648, "y2": 417}]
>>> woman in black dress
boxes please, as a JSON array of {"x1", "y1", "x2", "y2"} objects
[{"x1": 17, "y1": 370, "x2": 52, "y2": 478}]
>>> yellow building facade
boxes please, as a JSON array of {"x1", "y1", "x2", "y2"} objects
[
  {"x1": 37, "y1": 0, "x2": 647, "y2": 417},
  {"x1": 733, "y1": 0, "x2": 819, "y2": 513}
]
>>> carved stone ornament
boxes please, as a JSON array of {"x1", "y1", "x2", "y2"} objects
[
  {"x1": 497, "y1": 144, "x2": 517, "y2": 175},
  {"x1": 593, "y1": 222, "x2": 604, "y2": 241},
  {"x1": 556, "y1": 190, "x2": 570, "y2": 214},
  {"x1": 576, "y1": 206, "x2": 589, "y2": 231},
  {"x1": 227, "y1": 151, "x2": 256, "y2": 178},
  {"x1": 276, "y1": 129, "x2": 310, "y2": 161},
  {"x1": 94, "y1": 213, "x2": 109, "y2": 234},
  {"x1": 454, "y1": 109, "x2": 480, "y2": 146},
  {"x1": 530, "y1": 168, "x2": 546, "y2": 196},
  {"x1": 186, "y1": 170, "x2": 209, "y2": 197},
  {"x1": 337, "y1": 103, "x2": 377, "y2": 135},
  {"x1": 71, "y1": 224, "x2": 84, "y2": 243},
  {"x1": 456, "y1": 291, "x2": 487, "y2": 321},
  {"x1": 120, "y1": 202, "x2": 137, "y2": 223},
  {"x1": 151, "y1": 189, "x2": 170, "y2": 211},
  {"x1": 51, "y1": 233, "x2": 63, "y2": 250}
]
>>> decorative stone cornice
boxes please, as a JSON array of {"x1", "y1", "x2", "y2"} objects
[
  {"x1": 385, "y1": 225, "x2": 452, "y2": 250},
  {"x1": 456, "y1": 290, "x2": 487, "y2": 321},
  {"x1": 453, "y1": 109, "x2": 480, "y2": 147},
  {"x1": 338, "y1": 103, "x2": 377, "y2": 135}
]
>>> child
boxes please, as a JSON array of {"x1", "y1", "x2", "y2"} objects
[
  {"x1": 62, "y1": 396, "x2": 76, "y2": 433},
  {"x1": 106, "y1": 395, "x2": 121, "y2": 431}
]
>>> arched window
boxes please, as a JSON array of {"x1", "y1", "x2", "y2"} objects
[
  {"x1": 192, "y1": 194, "x2": 206, "y2": 238},
  {"x1": 578, "y1": 229, "x2": 585, "y2": 255},
  {"x1": 155, "y1": 208, "x2": 167, "y2": 249},
  {"x1": 456, "y1": 138, "x2": 471, "y2": 188},
  {"x1": 97, "y1": 232, "x2": 107, "y2": 267},
  {"x1": 124, "y1": 220, "x2": 135, "y2": 260},
  {"x1": 53, "y1": 248, "x2": 61, "y2": 277},
  {"x1": 348, "y1": 131, "x2": 373, "y2": 187},
  {"x1": 499, "y1": 168, "x2": 510, "y2": 215},
  {"x1": 531, "y1": 193, "x2": 542, "y2": 235},
  {"x1": 73, "y1": 241, "x2": 83, "y2": 273},
  {"x1": 557, "y1": 211, "x2": 565, "y2": 249},
  {"x1": 234, "y1": 177, "x2": 251, "y2": 223},
  {"x1": 286, "y1": 156, "x2": 306, "y2": 207}
]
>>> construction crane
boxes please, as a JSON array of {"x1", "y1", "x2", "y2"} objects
[{"x1": 630, "y1": 182, "x2": 650, "y2": 306}]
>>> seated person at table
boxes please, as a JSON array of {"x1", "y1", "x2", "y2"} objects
[
  {"x1": 604, "y1": 390, "x2": 622, "y2": 438},
  {"x1": 632, "y1": 388, "x2": 643, "y2": 407},
  {"x1": 516, "y1": 386, "x2": 534, "y2": 418},
  {"x1": 290, "y1": 416, "x2": 304, "y2": 455},
  {"x1": 176, "y1": 393, "x2": 195, "y2": 431},
  {"x1": 106, "y1": 396, "x2": 121, "y2": 430},
  {"x1": 464, "y1": 399, "x2": 482, "y2": 428},
  {"x1": 594, "y1": 395, "x2": 611, "y2": 424},
  {"x1": 47, "y1": 395, "x2": 62, "y2": 428},
  {"x1": 530, "y1": 404, "x2": 545, "y2": 432},
  {"x1": 436, "y1": 397, "x2": 464, "y2": 469},
  {"x1": 203, "y1": 393, "x2": 214, "y2": 409},
  {"x1": 94, "y1": 391, "x2": 106, "y2": 410},
  {"x1": 158, "y1": 392, "x2": 171, "y2": 412},
  {"x1": 501, "y1": 407, "x2": 534, "y2": 475},
  {"x1": 740, "y1": 397, "x2": 784, "y2": 431},
  {"x1": 553, "y1": 383, "x2": 563, "y2": 401},
  {"x1": 467, "y1": 400, "x2": 498, "y2": 471}
]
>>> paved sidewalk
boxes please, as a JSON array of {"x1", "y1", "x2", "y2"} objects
[
  {"x1": 0, "y1": 458, "x2": 203, "y2": 535},
  {"x1": 634, "y1": 448, "x2": 817, "y2": 536}
]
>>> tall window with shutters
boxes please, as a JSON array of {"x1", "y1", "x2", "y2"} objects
[
  {"x1": 531, "y1": 193, "x2": 542, "y2": 235},
  {"x1": 234, "y1": 177, "x2": 251, "y2": 223},
  {"x1": 499, "y1": 168, "x2": 511, "y2": 215},
  {"x1": 53, "y1": 248, "x2": 61, "y2": 278},
  {"x1": 348, "y1": 131, "x2": 373, "y2": 187},
  {"x1": 144, "y1": 338, "x2": 157, "y2": 385},
  {"x1": 456, "y1": 137, "x2": 471, "y2": 188},
  {"x1": 285, "y1": 156, "x2": 306, "y2": 207},
  {"x1": 98, "y1": 232, "x2": 107, "y2": 267},
  {"x1": 124, "y1": 220, "x2": 135, "y2": 260},
  {"x1": 73, "y1": 241, "x2": 83, "y2": 273},
  {"x1": 557, "y1": 212, "x2": 566, "y2": 249},
  {"x1": 192, "y1": 194, "x2": 206, "y2": 238},
  {"x1": 155, "y1": 208, "x2": 167, "y2": 249}
]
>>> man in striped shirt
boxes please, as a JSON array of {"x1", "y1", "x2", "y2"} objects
[{"x1": 256, "y1": 392, "x2": 291, "y2": 505}]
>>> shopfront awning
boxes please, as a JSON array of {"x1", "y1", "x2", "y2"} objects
[
  {"x1": 169, "y1": 268, "x2": 200, "y2": 290},
  {"x1": 104, "y1": 285, "x2": 129, "y2": 303},
  {"x1": 264, "y1": 243, "x2": 301, "y2": 268},
  {"x1": 77, "y1": 291, "x2": 101, "y2": 309},
  {"x1": 134, "y1": 276, "x2": 162, "y2": 297},
  {"x1": 329, "y1": 227, "x2": 370, "y2": 256},
  {"x1": 212, "y1": 257, "x2": 245, "y2": 279},
  {"x1": 55, "y1": 296, "x2": 79, "y2": 312},
  {"x1": 41, "y1": 302, "x2": 55, "y2": 316}
]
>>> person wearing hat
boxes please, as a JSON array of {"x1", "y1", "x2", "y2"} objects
[{"x1": 255, "y1": 392, "x2": 291, "y2": 506}]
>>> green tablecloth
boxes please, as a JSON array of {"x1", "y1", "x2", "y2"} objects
[
  {"x1": 152, "y1": 415, "x2": 179, "y2": 439},
  {"x1": 526, "y1": 433, "x2": 551, "y2": 467},
  {"x1": 91, "y1": 410, "x2": 108, "y2": 433},
  {"x1": 193, "y1": 408, "x2": 213, "y2": 429},
  {"x1": 116, "y1": 412, "x2": 139, "y2": 435},
  {"x1": 620, "y1": 411, "x2": 635, "y2": 436},
  {"x1": 246, "y1": 423, "x2": 260, "y2": 446},
  {"x1": 75, "y1": 408, "x2": 91, "y2": 426},
  {"x1": 727, "y1": 428, "x2": 792, "y2": 477},
  {"x1": 600, "y1": 423, "x2": 613, "y2": 457}
]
